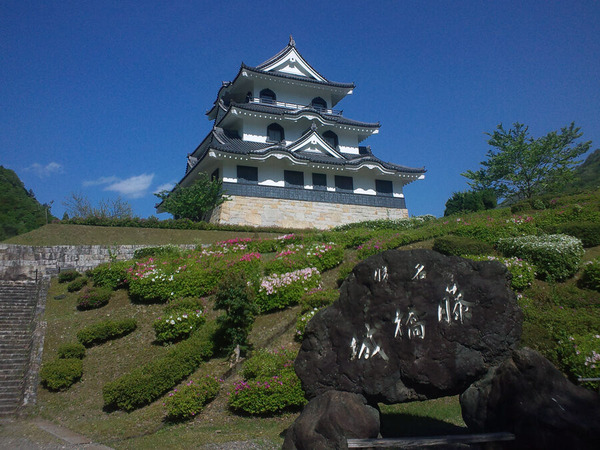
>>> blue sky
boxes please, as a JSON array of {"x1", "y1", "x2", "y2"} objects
[{"x1": 2, "y1": 0, "x2": 599, "y2": 219}]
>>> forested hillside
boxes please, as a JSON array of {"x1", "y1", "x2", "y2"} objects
[
  {"x1": 573, "y1": 149, "x2": 600, "y2": 191},
  {"x1": 0, "y1": 166, "x2": 52, "y2": 241}
]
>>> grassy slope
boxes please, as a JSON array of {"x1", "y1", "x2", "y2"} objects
[
  {"x1": 32, "y1": 191, "x2": 600, "y2": 448},
  {"x1": 4, "y1": 224, "x2": 279, "y2": 246}
]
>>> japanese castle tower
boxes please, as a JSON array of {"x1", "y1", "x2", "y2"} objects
[{"x1": 166, "y1": 37, "x2": 425, "y2": 228}]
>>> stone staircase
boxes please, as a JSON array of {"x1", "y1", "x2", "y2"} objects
[{"x1": 0, "y1": 280, "x2": 47, "y2": 418}]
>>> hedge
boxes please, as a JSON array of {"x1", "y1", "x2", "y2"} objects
[
  {"x1": 432, "y1": 235, "x2": 494, "y2": 257},
  {"x1": 40, "y1": 358, "x2": 83, "y2": 391},
  {"x1": 102, "y1": 322, "x2": 215, "y2": 411},
  {"x1": 76, "y1": 318, "x2": 137, "y2": 347},
  {"x1": 497, "y1": 234, "x2": 584, "y2": 281}
]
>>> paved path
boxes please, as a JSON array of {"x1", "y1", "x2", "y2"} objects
[{"x1": 0, "y1": 417, "x2": 113, "y2": 450}]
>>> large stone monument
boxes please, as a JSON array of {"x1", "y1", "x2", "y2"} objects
[{"x1": 296, "y1": 249, "x2": 522, "y2": 403}]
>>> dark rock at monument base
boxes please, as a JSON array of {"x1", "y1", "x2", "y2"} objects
[
  {"x1": 282, "y1": 390, "x2": 380, "y2": 450},
  {"x1": 460, "y1": 347, "x2": 600, "y2": 450},
  {"x1": 295, "y1": 249, "x2": 522, "y2": 404}
]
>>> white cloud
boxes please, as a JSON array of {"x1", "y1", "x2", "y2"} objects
[
  {"x1": 104, "y1": 173, "x2": 155, "y2": 199},
  {"x1": 25, "y1": 162, "x2": 63, "y2": 178},
  {"x1": 154, "y1": 182, "x2": 176, "y2": 194},
  {"x1": 82, "y1": 176, "x2": 120, "y2": 187}
]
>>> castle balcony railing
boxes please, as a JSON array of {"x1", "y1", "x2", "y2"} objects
[{"x1": 248, "y1": 98, "x2": 343, "y2": 116}]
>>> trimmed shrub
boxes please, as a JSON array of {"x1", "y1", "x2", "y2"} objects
[
  {"x1": 164, "y1": 376, "x2": 221, "y2": 421},
  {"x1": 88, "y1": 260, "x2": 131, "y2": 290},
  {"x1": 153, "y1": 309, "x2": 205, "y2": 344},
  {"x1": 76, "y1": 286, "x2": 112, "y2": 310},
  {"x1": 299, "y1": 287, "x2": 338, "y2": 313},
  {"x1": 305, "y1": 243, "x2": 344, "y2": 272},
  {"x1": 58, "y1": 270, "x2": 81, "y2": 283},
  {"x1": 103, "y1": 323, "x2": 215, "y2": 411},
  {"x1": 228, "y1": 348, "x2": 306, "y2": 415},
  {"x1": 497, "y1": 234, "x2": 584, "y2": 281},
  {"x1": 432, "y1": 235, "x2": 494, "y2": 257},
  {"x1": 76, "y1": 318, "x2": 137, "y2": 347},
  {"x1": 67, "y1": 277, "x2": 88, "y2": 292},
  {"x1": 579, "y1": 259, "x2": 600, "y2": 292},
  {"x1": 336, "y1": 260, "x2": 357, "y2": 286},
  {"x1": 40, "y1": 358, "x2": 83, "y2": 391},
  {"x1": 255, "y1": 267, "x2": 321, "y2": 313},
  {"x1": 57, "y1": 342, "x2": 86, "y2": 359}
]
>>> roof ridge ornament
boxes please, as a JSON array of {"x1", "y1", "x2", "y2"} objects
[
  {"x1": 289, "y1": 35, "x2": 296, "y2": 47},
  {"x1": 310, "y1": 122, "x2": 318, "y2": 131}
]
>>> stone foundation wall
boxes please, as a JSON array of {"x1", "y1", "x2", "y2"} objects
[
  {"x1": 209, "y1": 196, "x2": 409, "y2": 229},
  {"x1": 0, "y1": 244, "x2": 196, "y2": 280}
]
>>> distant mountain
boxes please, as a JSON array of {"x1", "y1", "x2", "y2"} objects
[
  {"x1": 572, "y1": 149, "x2": 600, "y2": 191},
  {"x1": 0, "y1": 166, "x2": 53, "y2": 241}
]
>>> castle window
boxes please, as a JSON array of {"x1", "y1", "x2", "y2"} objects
[
  {"x1": 267, "y1": 123, "x2": 285, "y2": 142},
  {"x1": 335, "y1": 175, "x2": 353, "y2": 193},
  {"x1": 211, "y1": 169, "x2": 219, "y2": 181},
  {"x1": 237, "y1": 165, "x2": 258, "y2": 184},
  {"x1": 312, "y1": 173, "x2": 327, "y2": 190},
  {"x1": 311, "y1": 97, "x2": 327, "y2": 111},
  {"x1": 259, "y1": 89, "x2": 276, "y2": 104},
  {"x1": 284, "y1": 170, "x2": 304, "y2": 188},
  {"x1": 323, "y1": 131, "x2": 338, "y2": 149},
  {"x1": 375, "y1": 179, "x2": 393, "y2": 196}
]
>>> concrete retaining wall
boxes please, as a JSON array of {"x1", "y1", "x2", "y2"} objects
[{"x1": 0, "y1": 244, "x2": 197, "y2": 280}]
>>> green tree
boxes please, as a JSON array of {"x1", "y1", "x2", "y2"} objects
[
  {"x1": 0, "y1": 166, "x2": 54, "y2": 241},
  {"x1": 463, "y1": 122, "x2": 592, "y2": 201},
  {"x1": 155, "y1": 174, "x2": 227, "y2": 221},
  {"x1": 444, "y1": 189, "x2": 497, "y2": 216}
]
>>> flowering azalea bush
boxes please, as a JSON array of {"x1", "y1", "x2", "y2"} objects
[
  {"x1": 153, "y1": 309, "x2": 205, "y2": 344},
  {"x1": 88, "y1": 260, "x2": 131, "y2": 290},
  {"x1": 163, "y1": 375, "x2": 221, "y2": 421},
  {"x1": 255, "y1": 267, "x2": 321, "y2": 312},
  {"x1": 557, "y1": 334, "x2": 600, "y2": 389},
  {"x1": 497, "y1": 234, "x2": 584, "y2": 281},
  {"x1": 305, "y1": 242, "x2": 344, "y2": 272},
  {"x1": 228, "y1": 348, "x2": 306, "y2": 415}
]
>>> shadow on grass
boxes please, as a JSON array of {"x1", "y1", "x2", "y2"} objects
[{"x1": 380, "y1": 412, "x2": 467, "y2": 438}]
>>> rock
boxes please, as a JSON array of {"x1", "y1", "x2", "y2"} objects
[
  {"x1": 282, "y1": 390, "x2": 380, "y2": 449},
  {"x1": 460, "y1": 347, "x2": 600, "y2": 449},
  {"x1": 295, "y1": 249, "x2": 522, "y2": 403}
]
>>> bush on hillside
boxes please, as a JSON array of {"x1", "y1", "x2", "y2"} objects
[
  {"x1": 556, "y1": 333, "x2": 600, "y2": 388},
  {"x1": 88, "y1": 260, "x2": 131, "y2": 290},
  {"x1": 497, "y1": 234, "x2": 584, "y2": 281},
  {"x1": 153, "y1": 309, "x2": 205, "y2": 344},
  {"x1": 57, "y1": 342, "x2": 86, "y2": 359},
  {"x1": 255, "y1": 267, "x2": 321, "y2": 313},
  {"x1": 579, "y1": 259, "x2": 600, "y2": 292},
  {"x1": 76, "y1": 286, "x2": 112, "y2": 310},
  {"x1": 164, "y1": 376, "x2": 221, "y2": 422},
  {"x1": 67, "y1": 277, "x2": 88, "y2": 292},
  {"x1": 296, "y1": 308, "x2": 319, "y2": 341},
  {"x1": 298, "y1": 287, "x2": 338, "y2": 313},
  {"x1": 40, "y1": 358, "x2": 83, "y2": 391},
  {"x1": 542, "y1": 222, "x2": 600, "y2": 248},
  {"x1": 58, "y1": 270, "x2": 81, "y2": 283},
  {"x1": 432, "y1": 235, "x2": 494, "y2": 257},
  {"x1": 76, "y1": 318, "x2": 137, "y2": 347},
  {"x1": 102, "y1": 323, "x2": 215, "y2": 412},
  {"x1": 228, "y1": 348, "x2": 306, "y2": 415}
]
